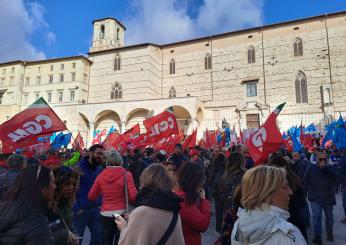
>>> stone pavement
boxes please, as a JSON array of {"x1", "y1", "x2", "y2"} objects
[
  {"x1": 82, "y1": 193, "x2": 346, "y2": 244},
  {"x1": 202, "y1": 193, "x2": 346, "y2": 245}
]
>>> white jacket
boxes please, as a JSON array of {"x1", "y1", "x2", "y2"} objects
[{"x1": 231, "y1": 205, "x2": 307, "y2": 245}]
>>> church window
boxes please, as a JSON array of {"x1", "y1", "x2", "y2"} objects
[
  {"x1": 294, "y1": 38, "x2": 303, "y2": 56},
  {"x1": 111, "y1": 82, "x2": 122, "y2": 99},
  {"x1": 205, "y1": 53, "x2": 212, "y2": 70},
  {"x1": 295, "y1": 70, "x2": 308, "y2": 103},
  {"x1": 100, "y1": 25, "x2": 105, "y2": 39},
  {"x1": 169, "y1": 59, "x2": 175, "y2": 74},
  {"x1": 248, "y1": 45, "x2": 256, "y2": 63},
  {"x1": 169, "y1": 87, "x2": 176, "y2": 98},
  {"x1": 114, "y1": 55, "x2": 121, "y2": 70}
]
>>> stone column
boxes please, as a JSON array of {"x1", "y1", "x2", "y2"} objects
[
  {"x1": 88, "y1": 122, "x2": 95, "y2": 148},
  {"x1": 121, "y1": 121, "x2": 126, "y2": 134}
]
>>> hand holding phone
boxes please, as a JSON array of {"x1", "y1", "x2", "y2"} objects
[{"x1": 113, "y1": 213, "x2": 127, "y2": 231}]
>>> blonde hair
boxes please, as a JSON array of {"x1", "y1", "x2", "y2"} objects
[
  {"x1": 241, "y1": 165, "x2": 286, "y2": 210},
  {"x1": 140, "y1": 164, "x2": 172, "y2": 192}
]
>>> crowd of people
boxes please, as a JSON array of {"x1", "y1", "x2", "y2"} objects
[{"x1": 0, "y1": 141, "x2": 345, "y2": 245}]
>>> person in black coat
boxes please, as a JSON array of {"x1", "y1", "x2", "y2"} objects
[
  {"x1": 209, "y1": 146, "x2": 226, "y2": 233},
  {"x1": 304, "y1": 151, "x2": 340, "y2": 244},
  {"x1": 0, "y1": 154, "x2": 27, "y2": 199},
  {"x1": 0, "y1": 165, "x2": 55, "y2": 244}
]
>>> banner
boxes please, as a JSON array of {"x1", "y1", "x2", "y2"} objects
[
  {"x1": 0, "y1": 98, "x2": 67, "y2": 153},
  {"x1": 143, "y1": 107, "x2": 178, "y2": 142},
  {"x1": 246, "y1": 103, "x2": 286, "y2": 165}
]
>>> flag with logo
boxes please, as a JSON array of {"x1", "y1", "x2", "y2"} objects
[
  {"x1": 122, "y1": 124, "x2": 141, "y2": 142},
  {"x1": 246, "y1": 102, "x2": 286, "y2": 165},
  {"x1": 143, "y1": 107, "x2": 178, "y2": 142},
  {"x1": 0, "y1": 98, "x2": 67, "y2": 153}
]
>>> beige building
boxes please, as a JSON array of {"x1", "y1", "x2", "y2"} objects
[{"x1": 0, "y1": 11, "x2": 346, "y2": 146}]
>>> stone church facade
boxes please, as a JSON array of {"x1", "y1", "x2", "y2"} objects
[{"x1": 0, "y1": 11, "x2": 345, "y2": 146}]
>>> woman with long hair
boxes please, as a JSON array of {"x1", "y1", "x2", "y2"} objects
[
  {"x1": 267, "y1": 153, "x2": 308, "y2": 240},
  {"x1": 217, "y1": 152, "x2": 246, "y2": 244},
  {"x1": 0, "y1": 165, "x2": 56, "y2": 244},
  {"x1": 231, "y1": 165, "x2": 307, "y2": 244},
  {"x1": 88, "y1": 149, "x2": 137, "y2": 245},
  {"x1": 176, "y1": 161, "x2": 211, "y2": 245},
  {"x1": 48, "y1": 166, "x2": 80, "y2": 244},
  {"x1": 115, "y1": 164, "x2": 184, "y2": 245}
]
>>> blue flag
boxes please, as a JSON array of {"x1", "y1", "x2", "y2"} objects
[
  {"x1": 333, "y1": 128, "x2": 346, "y2": 149},
  {"x1": 107, "y1": 125, "x2": 115, "y2": 136},
  {"x1": 51, "y1": 132, "x2": 72, "y2": 149},
  {"x1": 304, "y1": 123, "x2": 316, "y2": 133},
  {"x1": 291, "y1": 127, "x2": 302, "y2": 152},
  {"x1": 225, "y1": 127, "x2": 231, "y2": 146}
]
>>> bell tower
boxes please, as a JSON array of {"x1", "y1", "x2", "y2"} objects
[{"x1": 90, "y1": 17, "x2": 126, "y2": 52}]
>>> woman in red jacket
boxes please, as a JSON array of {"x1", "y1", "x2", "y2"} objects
[
  {"x1": 88, "y1": 149, "x2": 137, "y2": 245},
  {"x1": 176, "y1": 161, "x2": 211, "y2": 245}
]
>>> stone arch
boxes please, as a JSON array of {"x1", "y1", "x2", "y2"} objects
[
  {"x1": 125, "y1": 108, "x2": 151, "y2": 132},
  {"x1": 60, "y1": 112, "x2": 90, "y2": 146},
  {"x1": 94, "y1": 110, "x2": 121, "y2": 132},
  {"x1": 167, "y1": 105, "x2": 192, "y2": 135}
]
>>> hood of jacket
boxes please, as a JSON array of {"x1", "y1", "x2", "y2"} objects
[
  {"x1": 100, "y1": 166, "x2": 126, "y2": 183},
  {"x1": 232, "y1": 205, "x2": 292, "y2": 245},
  {"x1": 135, "y1": 187, "x2": 182, "y2": 212}
]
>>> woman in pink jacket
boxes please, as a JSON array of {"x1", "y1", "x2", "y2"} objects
[{"x1": 88, "y1": 149, "x2": 137, "y2": 245}]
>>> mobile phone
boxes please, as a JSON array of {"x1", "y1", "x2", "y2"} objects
[
  {"x1": 75, "y1": 237, "x2": 84, "y2": 239},
  {"x1": 113, "y1": 213, "x2": 127, "y2": 223}
]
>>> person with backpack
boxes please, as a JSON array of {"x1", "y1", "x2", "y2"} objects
[{"x1": 115, "y1": 164, "x2": 184, "y2": 245}]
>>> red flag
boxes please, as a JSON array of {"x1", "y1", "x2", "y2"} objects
[
  {"x1": 72, "y1": 132, "x2": 85, "y2": 149},
  {"x1": 0, "y1": 98, "x2": 67, "y2": 153},
  {"x1": 239, "y1": 129, "x2": 244, "y2": 144},
  {"x1": 127, "y1": 132, "x2": 152, "y2": 150},
  {"x1": 143, "y1": 107, "x2": 178, "y2": 142},
  {"x1": 122, "y1": 124, "x2": 141, "y2": 142},
  {"x1": 92, "y1": 133, "x2": 101, "y2": 145},
  {"x1": 206, "y1": 129, "x2": 218, "y2": 148},
  {"x1": 183, "y1": 129, "x2": 197, "y2": 149},
  {"x1": 199, "y1": 138, "x2": 206, "y2": 147},
  {"x1": 103, "y1": 131, "x2": 127, "y2": 154},
  {"x1": 246, "y1": 103, "x2": 286, "y2": 165}
]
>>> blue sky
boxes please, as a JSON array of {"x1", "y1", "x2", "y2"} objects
[{"x1": 1, "y1": 0, "x2": 346, "y2": 62}]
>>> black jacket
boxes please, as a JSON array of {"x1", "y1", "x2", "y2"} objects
[
  {"x1": 304, "y1": 164, "x2": 340, "y2": 205},
  {"x1": 0, "y1": 169, "x2": 20, "y2": 200},
  {"x1": 0, "y1": 203, "x2": 54, "y2": 245}
]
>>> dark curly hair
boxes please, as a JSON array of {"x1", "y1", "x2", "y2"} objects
[{"x1": 51, "y1": 166, "x2": 79, "y2": 211}]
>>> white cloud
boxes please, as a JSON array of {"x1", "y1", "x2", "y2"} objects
[
  {"x1": 124, "y1": 0, "x2": 264, "y2": 45},
  {"x1": 0, "y1": 0, "x2": 56, "y2": 62}
]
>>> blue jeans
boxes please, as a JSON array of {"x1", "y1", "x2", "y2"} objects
[
  {"x1": 310, "y1": 202, "x2": 334, "y2": 237},
  {"x1": 73, "y1": 207, "x2": 102, "y2": 245}
]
